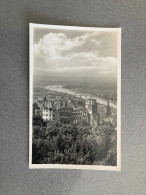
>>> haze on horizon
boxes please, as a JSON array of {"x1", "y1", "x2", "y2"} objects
[{"x1": 33, "y1": 27, "x2": 118, "y2": 80}]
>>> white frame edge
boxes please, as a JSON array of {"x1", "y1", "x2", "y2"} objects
[{"x1": 29, "y1": 23, "x2": 121, "y2": 171}]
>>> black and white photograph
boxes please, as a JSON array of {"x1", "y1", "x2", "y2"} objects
[{"x1": 29, "y1": 23, "x2": 121, "y2": 170}]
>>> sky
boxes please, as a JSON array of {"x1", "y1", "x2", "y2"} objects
[{"x1": 33, "y1": 27, "x2": 118, "y2": 80}]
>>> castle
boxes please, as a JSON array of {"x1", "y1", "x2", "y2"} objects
[{"x1": 34, "y1": 97, "x2": 100, "y2": 127}]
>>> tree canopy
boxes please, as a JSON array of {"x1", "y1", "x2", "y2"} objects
[{"x1": 32, "y1": 117, "x2": 117, "y2": 166}]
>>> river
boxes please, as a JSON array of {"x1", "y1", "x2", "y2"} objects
[{"x1": 45, "y1": 85, "x2": 117, "y2": 109}]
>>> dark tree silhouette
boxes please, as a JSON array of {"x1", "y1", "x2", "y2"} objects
[{"x1": 32, "y1": 118, "x2": 117, "y2": 165}]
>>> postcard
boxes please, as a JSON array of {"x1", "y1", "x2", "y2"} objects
[{"x1": 29, "y1": 23, "x2": 121, "y2": 170}]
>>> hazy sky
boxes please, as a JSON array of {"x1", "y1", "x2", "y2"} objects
[{"x1": 33, "y1": 27, "x2": 118, "y2": 79}]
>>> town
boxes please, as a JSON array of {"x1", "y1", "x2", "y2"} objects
[{"x1": 33, "y1": 92, "x2": 117, "y2": 129}]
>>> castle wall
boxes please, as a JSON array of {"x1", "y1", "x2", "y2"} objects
[
  {"x1": 35, "y1": 97, "x2": 99, "y2": 127},
  {"x1": 42, "y1": 108, "x2": 54, "y2": 121}
]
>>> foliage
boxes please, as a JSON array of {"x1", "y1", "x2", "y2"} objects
[
  {"x1": 32, "y1": 118, "x2": 117, "y2": 166},
  {"x1": 33, "y1": 102, "x2": 38, "y2": 114},
  {"x1": 33, "y1": 115, "x2": 47, "y2": 127}
]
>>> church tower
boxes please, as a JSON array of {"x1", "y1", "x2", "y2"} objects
[
  {"x1": 106, "y1": 100, "x2": 111, "y2": 117},
  {"x1": 43, "y1": 97, "x2": 47, "y2": 106}
]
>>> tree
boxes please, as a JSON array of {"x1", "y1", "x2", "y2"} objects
[
  {"x1": 33, "y1": 114, "x2": 47, "y2": 127},
  {"x1": 33, "y1": 115, "x2": 43, "y2": 126},
  {"x1": 32, "y1": 121, "x2": 117, "y2": 165},
  {"x1": 33, "y1": 102, "x2": 39, "y2": 114}
]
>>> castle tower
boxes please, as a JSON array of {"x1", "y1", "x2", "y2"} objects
[
  {"x1": 42, "y1": 107, "x2": 54, "y2": 121},
  {"x1": 85, "y1": 99, "x2": 98, "y2": 126},
  {"x1": 42, "y1": 97, "x2": 54, "y2": 121},
  {"x1": 85, "y1": 99, "x2": 97, "y2": 115}
]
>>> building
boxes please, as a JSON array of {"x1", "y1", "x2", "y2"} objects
[
  {"x1": 34, "y1": 97, "x2": 99, "y2": 127},
  {"x1": 100, "y1": 100, "x2": 117, "y2": 128},
  {"x1": 85, "y1": 99, "x2": 99, "y2": 127},
  {"x1": 55, "y1": 107, "x2": 74, "y2": 124},
  {"x1": 106, "y1": 100, "x2": 111, "y2": 117}
]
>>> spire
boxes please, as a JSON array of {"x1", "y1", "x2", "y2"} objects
[
  {"x1": 44, "y1": 97, "x2": 47, "y2": 106},
  {"x1": 107, "y1": 100, "x2": 109, "y2": 106},
  {"x1": 106, "y1": 100, "x2": 111, "y2": 117}
]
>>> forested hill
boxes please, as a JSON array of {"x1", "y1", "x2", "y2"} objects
[{"x1": 32, "y1": 116, "x2": 117, "y2": 166}]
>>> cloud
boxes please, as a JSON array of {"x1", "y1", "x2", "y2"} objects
[
  {"x1": 33, "y1": 31, "x2": 117, "y2": 78},
  {"x1": 34, "y1": 32, "x2": 96, "y2": 59}
]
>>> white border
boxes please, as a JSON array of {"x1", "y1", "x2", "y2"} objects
[{"x1": 29, "y1": 23, "x2": 121, "y2": 171}]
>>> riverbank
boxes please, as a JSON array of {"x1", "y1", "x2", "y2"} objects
[{"x1": 45, "y1": 85, "x2": 117, "y2": 109}]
